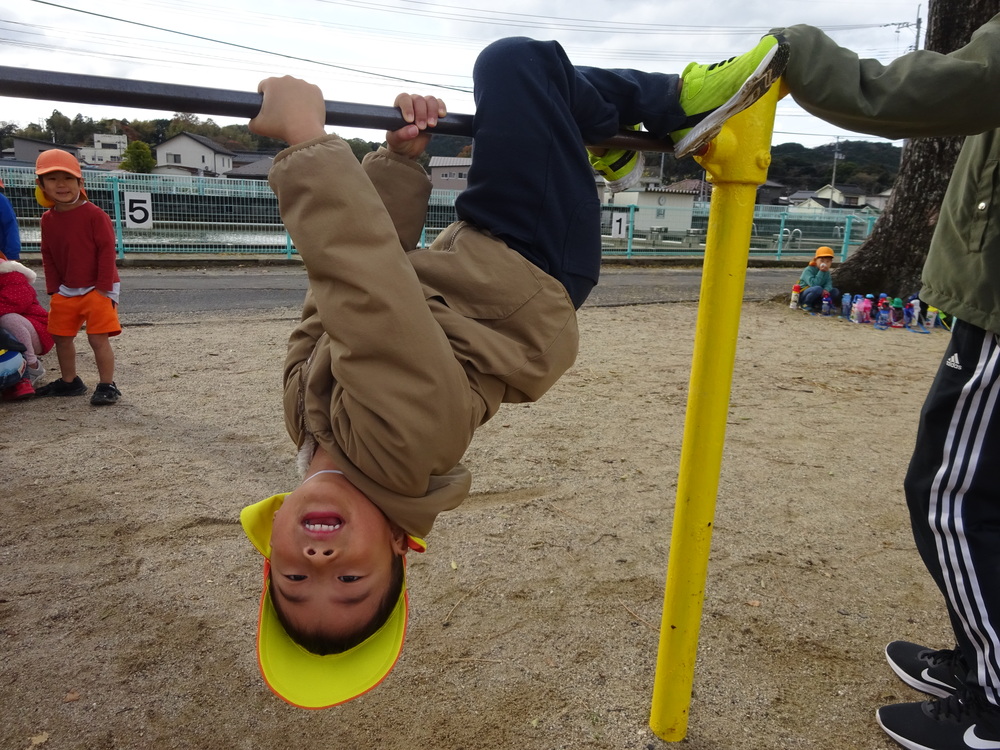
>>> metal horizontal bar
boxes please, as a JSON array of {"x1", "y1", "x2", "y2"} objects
[{"x1": 0, "y1": 65, "x2": 676, "y2": 152}]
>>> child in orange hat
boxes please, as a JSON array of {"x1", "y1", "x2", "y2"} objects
[
  {"x1": 32, "y1": 150, "x2": 122, "y2": 405},
  {"x1": 797, "y1": 246, "x2": 841, "y2": 312}
]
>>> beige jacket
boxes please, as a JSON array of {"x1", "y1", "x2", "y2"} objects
[{"x1": 269, "y1": 136, "x2": 579, "y2": 537}]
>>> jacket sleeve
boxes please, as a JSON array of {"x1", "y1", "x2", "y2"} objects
[
  {"x1": 0, "y1": 197, "x2": 21, "y2": 260},
  {"x1": 776, "y1": 15, "x2": 1000, "y2": 139},
  {"x1": 92, "y1": 209, "x2": 118, "y2": 293},
  {"x1": 270, "y1": 135, "x2": 475, "y2": 492},
  {"x1": 39, "y1": 213, "x2": 60, "y2": 295},
  {"x1": 361, "y1": 148, "x2": 431, "y2": 252},
  {"x1": 282, "y1": 287, "x2": 325, "y2": 446}
]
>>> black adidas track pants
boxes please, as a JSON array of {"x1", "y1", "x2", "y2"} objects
[{"x1": 904, "y1": 319, "x2": 1000, "y2": 706}]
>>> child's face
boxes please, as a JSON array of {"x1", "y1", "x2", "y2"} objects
[
  {"x1": 815, "y1": 255, "x2": 833, "y2": 272},
  {"x1": 268, "y1": 472, "x2": 406, "y2": 640},
  {"x1": 40, "y1": 172, "x2": 83, "y2": 208}
]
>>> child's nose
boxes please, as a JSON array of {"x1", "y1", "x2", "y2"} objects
[{"x1": 304, "y1": 545, "x2": 336, "y2": 559}]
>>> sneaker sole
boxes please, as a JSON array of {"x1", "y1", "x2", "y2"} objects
[
  {"x1": 673, "y1": 43, "x2": 790, "y2": 159},
  {"x1": 885, "y1": 643, "x2": 958, "y2": 699},
  {"x1": 37, "y1": 387, "x2": 88, "y2": 397},
  {"x1": 604, "y1": 152, "x2": 645, "y2": 192}
]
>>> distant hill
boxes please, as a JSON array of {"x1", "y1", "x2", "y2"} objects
[
  {"x1": 651, "y1": 139, "x2": 903, "y2": 196},
  {"x1": 769, "y1": 140, "x2": 902, "y2": 194},
  {"x1": 417, "y1": 136, "x2": 904, "y2": 196}
]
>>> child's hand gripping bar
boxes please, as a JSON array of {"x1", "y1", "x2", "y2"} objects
[{"x1": 0, "y1": 65, "x2": 676, "y2": 153}]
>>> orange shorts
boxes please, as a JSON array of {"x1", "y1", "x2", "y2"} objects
[{"x1": 48, "y1": 290, "x2": 122, "y2": 337}]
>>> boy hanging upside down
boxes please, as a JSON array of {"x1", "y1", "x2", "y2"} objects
[{"x1": 240, "y1": 35, "x2": 788, "y2": 708}]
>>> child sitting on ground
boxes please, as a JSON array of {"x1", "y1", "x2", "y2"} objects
[
  {"x1": 239, "y1": 34, "x2": 788, "y2": 709},
  {"x1": 0, "y1": 251, "x2": 53, "y2": 400},
  {"x1": 797, "y1": 245, "x2": 841, "y2": 312}
]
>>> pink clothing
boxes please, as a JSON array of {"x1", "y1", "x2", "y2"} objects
[
  {"x1": 0, "y1": 259, "x2": 53, "y2": 355},
  {"x1": 0, "y1": 313, "x2": 41, "y2": 367},
  {"x1": 39, "y1": 201, "x2": 119, "y2": 295}
]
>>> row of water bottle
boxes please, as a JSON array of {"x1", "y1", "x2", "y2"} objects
[{"x1": 790, "y1": 285, "x2": 945, "y2": 331}]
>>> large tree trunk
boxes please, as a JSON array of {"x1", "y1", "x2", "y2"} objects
[{"x1": 832, "y1": 0, "x2": 1000, "y2": 297}]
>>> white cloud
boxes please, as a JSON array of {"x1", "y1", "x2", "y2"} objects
[{"x1": 1, "y1": 0, "x2": 922, "y2": 147}]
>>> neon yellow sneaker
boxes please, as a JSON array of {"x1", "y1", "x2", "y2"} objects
[
  {"x1": 671, "y1": 34, "x2": 789, "y2": 158},
  {"x1": 588, "y1": 123, "x2": 644, "y2": 193}
]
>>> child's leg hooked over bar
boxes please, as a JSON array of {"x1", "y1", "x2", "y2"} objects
[{"x1": 455, "y1": 37, "x2": 685, "y2": 309}]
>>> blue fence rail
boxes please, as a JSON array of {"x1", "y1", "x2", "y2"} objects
[{"x1": 2, "y1": 165, "x2": 876, "y2": 260}]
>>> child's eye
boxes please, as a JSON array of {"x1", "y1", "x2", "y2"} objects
[
  {"x1": 338, "y1": 576, "x2": 361, "y2": 583},
  {"x1": 285, "y1": 574, "x2": 307, "y2": 581}
]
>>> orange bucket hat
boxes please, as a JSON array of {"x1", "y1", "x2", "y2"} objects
[{"x1": 34, "y1": 149, "x2": 86, "y2": 207}]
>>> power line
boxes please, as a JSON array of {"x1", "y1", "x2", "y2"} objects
[{"x1": 29, "y1": 0, "x2": 475, "y2": 92}]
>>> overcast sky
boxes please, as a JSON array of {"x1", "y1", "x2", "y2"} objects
[{"x1": 1, "y1": 0, "x2": 924, "y2": 148}]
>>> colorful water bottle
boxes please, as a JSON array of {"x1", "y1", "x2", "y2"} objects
[
  {"x1": 927, "y1": 306, "x2": 940, "y2": 329},
  {"x1": 890, "y1": 298, "x2": 905, "y2": 327},
  {"x1": 821, "y1": 291, "x2": 832, "y2": 316},
  {"x1": 841, "y1": 292, "x2": 852, "y2": 318},
  {"x1": 790, "y1": 284, "x2": 801, "y2": 310},
  {"x1": 860, "y1": 297, "x2": 873, "y2": 324}
]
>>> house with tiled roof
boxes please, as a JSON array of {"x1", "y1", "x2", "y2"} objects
[
  {"x1": 226, "y1": 157, "x2": 274, "y2": 180},
  {"x1": 10, "y1": 136, "x2": 81, "y2": 164},
  {"x1": 428, "y1": 156, "x2": 471, "y2": 191},
  {"x1": 152, "y1": 132, "x2": 236, "y2": 177}
]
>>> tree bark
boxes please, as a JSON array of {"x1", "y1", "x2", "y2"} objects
[{"x1": 832, "y1": 0, "x2": 1000, "y2": 297}]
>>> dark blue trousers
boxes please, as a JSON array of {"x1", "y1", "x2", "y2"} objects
[{"x1": 455, "y1": 38, "x2": 685, "y2": 309}]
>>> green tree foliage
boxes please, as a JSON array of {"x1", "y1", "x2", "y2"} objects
[
  {"x1": 166, "y1": 113, "x2": 208, "y2": 139},
  {"x1": 18, "y1": 122, "x2": 48, "y2": 141},
  {"x1": 70, "y1": 114, "x2": 96, "y2": 144},
  {"x1": 45, "y1": 110, "x2": 73, "y2": 144},
  {"x1": 345, "y1": 137, "x2": 380, "y2": 162},
  {"x1": 0, "y1": 122, "x2": 18, "y2": 149},
  {"x1": 119, "y1": 141, "x2": 157, "y2": 173}
]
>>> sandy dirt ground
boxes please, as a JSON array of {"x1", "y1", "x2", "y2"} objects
[{"x1": 2, "y1": 298, "x2": 954, "y2": 750}]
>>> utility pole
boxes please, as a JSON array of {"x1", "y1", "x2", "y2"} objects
[{"x1": 830, "y1": 136, "x2": 842, "y2": 189}]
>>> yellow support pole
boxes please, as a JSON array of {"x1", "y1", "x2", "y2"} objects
[{"x1": 649, "y1": 81, "x2": 783, "y2": 742}]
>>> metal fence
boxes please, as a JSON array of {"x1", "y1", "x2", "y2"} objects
[{"x1": 2, "y1": 165, "x2": 876, "y2": 260}]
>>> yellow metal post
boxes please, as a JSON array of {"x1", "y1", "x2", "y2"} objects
[{"x1": 649, "y1": 82, "x2": 782, "y2": 742}]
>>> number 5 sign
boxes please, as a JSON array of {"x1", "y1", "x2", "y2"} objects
[{"x1": 124, "y1": 192, "x2": 153, "y2": 229}]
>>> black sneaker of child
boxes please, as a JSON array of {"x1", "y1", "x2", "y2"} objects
[
  {"x1": 35, "y1": 376, "x2": 87, "y2": 397},
  {"x1": 90, "y1": 381, "x2": 121, "y2": 406}
]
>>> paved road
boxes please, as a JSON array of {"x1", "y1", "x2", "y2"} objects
[{"x1": 29, "y1": 264, "x2": 797, "y2": 320}]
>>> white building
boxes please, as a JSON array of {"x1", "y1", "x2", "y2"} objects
[
  {"x1": 610, "y1": 184, "x2": 699, "y2": 236},
  {"x1": 153, "y1": 132, "x2": 235, "y2": 177},
  {"x1": 78, "y1": 133, "x2": 128, "y2": 167}
]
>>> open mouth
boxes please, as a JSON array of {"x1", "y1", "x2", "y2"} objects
[{"x1": 302, "y1": 512, "x2": 344, "y2": 533}]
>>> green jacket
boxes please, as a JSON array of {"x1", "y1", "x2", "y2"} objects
[
  {"x1": 799, "y1": 264, "x2": 833, "y2": 293},
  {"x1": 774, "y1": 17, "x2": 1000, "y2": 334}
]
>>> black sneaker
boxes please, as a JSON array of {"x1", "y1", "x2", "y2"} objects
[
  {"x1": 90, "y1": 381, "x2": 121, "y2": 406},
  {"x1": 877, "y1": 691, "x2": 1000, "y2": 750},
  {"x1": 887, "y1": 641, "x2": 966, "y2": 699},
  {"x1": 35, "y1": 376, "x2": 87, "y2": 397}
]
